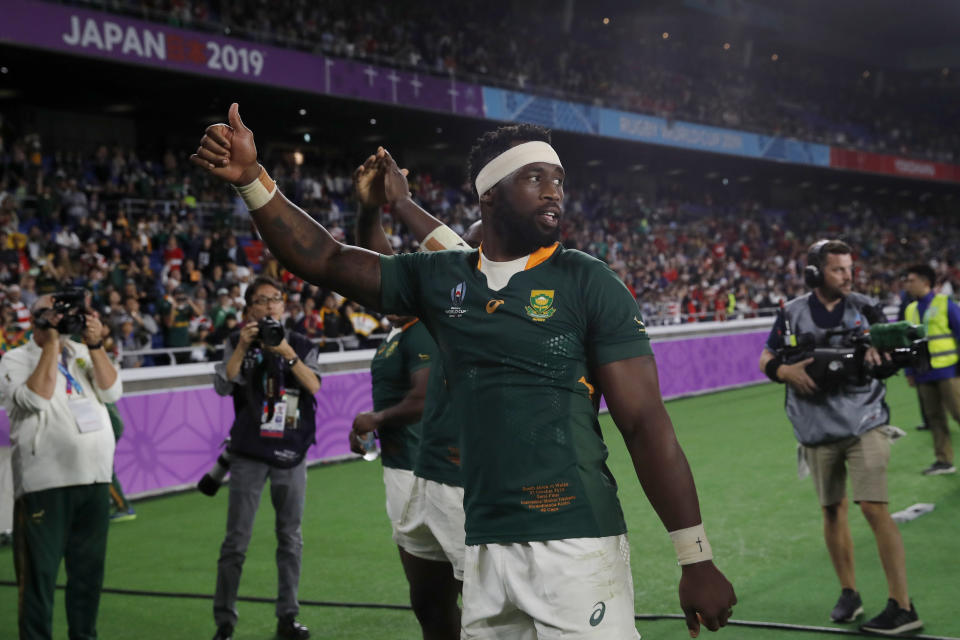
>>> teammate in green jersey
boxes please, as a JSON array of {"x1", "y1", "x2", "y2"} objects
[
  {"x1": 192, "y1": 104, "x2": 736, "y2": 639},
  {"x1": 350, "y1": 149, "x2": 480, "y2": 640},
  {"x1": 349, "y1": 313, "x2": 462, "y2": 640}
]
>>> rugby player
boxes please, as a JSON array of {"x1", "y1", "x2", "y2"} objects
[
  {"x1": 349, "y1": 149, "x2": 477, "y2": 640},
  {"x1": 192, "y1": 104, "x2": 736, "y2": 639},
  {"x1": 348, "y1": 307, "x2": 459, "y2": 640}
]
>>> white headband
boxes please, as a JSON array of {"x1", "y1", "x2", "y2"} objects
[{"x1": 475, "y1": 141, "x2": 563, "y2": 196}]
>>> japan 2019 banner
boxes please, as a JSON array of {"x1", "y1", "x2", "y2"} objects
[{"x1": 0, "y1": 0, "x2": 484, "y2": 117}]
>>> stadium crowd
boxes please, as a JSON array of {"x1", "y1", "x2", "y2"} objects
[
  {"x1": 59, "y1": 0, "x2": 960, "y2": 162},
  {"x1": 0, "y1": 127, "x2": 958, "y2": 365}
]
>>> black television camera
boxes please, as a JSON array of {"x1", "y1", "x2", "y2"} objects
[
  {"x1": 777, "y1": 305, "x2": 929, "y2": 391},
  {"x1": 256, "y1": 316, "x2": 285, "y2": 348},
  {"x1": 33, "y1": 289, "x2": 88, "y2": 335}
]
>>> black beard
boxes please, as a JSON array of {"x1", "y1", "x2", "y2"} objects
[
  {"x1": 488, "y1": 197, "x2": 559, "y2": 257},
  {"x1": 817, "y1": 285, "x2": 846, "y2": 302}
]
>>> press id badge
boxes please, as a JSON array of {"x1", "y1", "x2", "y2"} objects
[
  {"x1": 69, "y1": 397, "x2": 105, "y2": 434},
  {"x1": 283, "y1": 389, "x2": 300, "y2": 430},
  {"x1": 260, "y1": 397, "x2": 286, "y2": 438}
]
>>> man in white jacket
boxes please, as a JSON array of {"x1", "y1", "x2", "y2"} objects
[{"x1": 0, "y1": 293, "x2": 122, "y2": 640}]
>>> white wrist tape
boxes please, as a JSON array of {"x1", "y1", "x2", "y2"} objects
[
  {"x1": 420, "y1": 225, "x2": 470, "y2": 252},
  {"x1": 669, "y1": 523, "x2": 713, "y2": 566},
  {"x1": 474, "y1": 141, "x2": 563, "y2": 196},
  {"x1": 233, "y1": 165, "x2": 277, "y2": 211}
]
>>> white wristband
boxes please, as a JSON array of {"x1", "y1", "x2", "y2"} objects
[
  {"x1": 420, "y1": 224, "x2": 470, "y2": 252},
  {"x1": 233, "y1": 165, "x2": 277, "y2": 211},
  {"x1": 669, "y1": 523, "x2": 713, "y2": 566}
]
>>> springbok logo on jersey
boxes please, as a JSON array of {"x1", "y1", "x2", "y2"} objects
[
  {"x1": 634, "y1": 315, "x2": 647, "y2": 334},
  {"x1": 445, "y1": 281, "x2": 468, "y2": 318},
  {"x1": 525, "y1": 290, "x2": 556, "y2": 321}
]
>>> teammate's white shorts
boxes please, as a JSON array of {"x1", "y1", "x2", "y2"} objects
[
  {"x1": 461, "y1": 534, "x2": 641, "y2": 640},
  {"x1": 382, "y1": 468, "x2": 465, "y2": 580}
]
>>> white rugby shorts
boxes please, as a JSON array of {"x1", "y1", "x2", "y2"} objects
[
  {"x1": 383, "y1": 469, "x2": 466, "y2": 580},
  {"x1": 460, "y1": 534, "x2": 641, "y2": 640}
]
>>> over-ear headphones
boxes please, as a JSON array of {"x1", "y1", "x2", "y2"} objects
[{"x1": 803, "y1": 239, "x2": 830, "y2": 289}]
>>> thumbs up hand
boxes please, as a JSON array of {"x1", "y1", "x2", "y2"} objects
[{"x1": 190, "y1": 102, "x2": 261, "y2": 186}]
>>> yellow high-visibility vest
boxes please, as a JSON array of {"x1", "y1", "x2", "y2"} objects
[{"x1": 906, "y1": 293, "x2": 959, "y2": 369}]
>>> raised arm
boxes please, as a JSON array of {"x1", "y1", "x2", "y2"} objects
[
  {"x1": 596, "y1": 354, "x2": 736, "y2": 637},
  {"x1": 190, "y1": 104, "x2": 382, "y2": 309},
  {"x1": 353, "y1": 151, "x2": 398, "y2": 256},
  {"x1": 354, "y1": 147, "x2": 471, "y2": 254},
  {"x1": 376, "y1": 149, "x2": 447, "y2": 243}
]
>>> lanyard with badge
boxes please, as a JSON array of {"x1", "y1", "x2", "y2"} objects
[
  {"x1": 259, "y1": 353, "x2": 300, "y2": 439},
  {"x1": 61, "y1": 350, "x2": 104, "y2": 433}
]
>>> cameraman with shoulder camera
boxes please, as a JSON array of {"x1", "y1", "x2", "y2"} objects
[
  {"x1": 211, "y1": 276, "x2": 321, "y2": 640},
  {"x1": 902, "y1": 263, "x2": 960, "y2": 476},
  {"x1": 759, "y1": 240, "x2": 922, "y2": 636},
  {"x1": 0, "y1": 292, "x2": 122, "y2": 639}
]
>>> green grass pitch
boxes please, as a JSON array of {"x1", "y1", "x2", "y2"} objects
[{"x1": 2, "y1": 376, "x2": 958, "y2": 639}]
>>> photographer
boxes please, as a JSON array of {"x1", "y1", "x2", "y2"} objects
[
  {"x1": 759, "y1": 240, "x2": 921, "y2": 635},
  {"x1": 0, "y1": 293, "x2": 122, "y2": 639},
  {"x1": 161, "y1": 285, "x2": 200, "y2": 363},
  {"x1": 902, "y1": 263, "x2": 960, "y2": 476},
  {"x1": 211, "y1": 276, "x2": 321, "y2": 640}
]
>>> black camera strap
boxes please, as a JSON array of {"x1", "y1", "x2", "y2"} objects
[{"x1": 259, "y1": 352, "x2": 286, "y2": 423}]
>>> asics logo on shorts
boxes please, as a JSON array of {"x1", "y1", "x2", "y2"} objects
[{"x1": 589, "y1": 601, "x2": 606, "y2": 626}]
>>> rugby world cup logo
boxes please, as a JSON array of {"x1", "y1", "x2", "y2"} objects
[
  {"x1": 446, "y1": 281, "x2": 468, "y2": 318},
  {"x1": 451, "y1": 282, "x2": 467, "y2": 305}
]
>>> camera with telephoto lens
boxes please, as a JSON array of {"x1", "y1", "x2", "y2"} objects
[
  {"x1": 34, "y1": 289, "x2": 87, "y2": 335},
  {"x1": 256, "y1": 316, "x2": 285, "y2": 348},
  {"x1": 197, "y1": 449, "x2": 232, "y2": 496}
]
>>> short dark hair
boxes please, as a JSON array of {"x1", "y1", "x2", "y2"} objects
[
  {"x1": 810, "y1": 239, "x2": 852, "y2": 268},
  {"x1": 905, "y1": 263, "x2": 936, "y2": 288},
  {"x1": 466, "y1": 124, "x2": 552, "y2": 197},
  {"x1": 244, "y1": 275, "x2": 283, "y2": 306}
]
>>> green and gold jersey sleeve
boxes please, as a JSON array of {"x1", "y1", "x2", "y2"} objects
[
  {"x1": 401, "y1": 322, "x2": 436, "y2": 375},
  {"x1": 370, "y1": 325, "x2": 427, "y2": 471},
  {"x1": 584, "y1": 261, "x2": 653, "y2": 366},
  {"x1": 415, "y1": 361, "x2": 462, "y2": 487},
  {"x1": 379, "y1": 252, "x2": 431, "y2": 317}
]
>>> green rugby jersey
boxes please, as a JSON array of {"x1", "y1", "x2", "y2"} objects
[
  {"x1": 370, "y1": 320, "x2": 434, "y2": 470},
  {"x1": 379, "y1": 244, "x2": 653, "y2": 544},
  {"x1": 414, "y1": 362, "x2": 463, "y2": 486}
]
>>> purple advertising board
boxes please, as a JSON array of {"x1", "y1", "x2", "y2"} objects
[
  {"x1": 0, "y1": 0, "x2": 483, "y2": 117},
  {"x1": 0, "y1": 331, "x2": 769, "y2": 496}
]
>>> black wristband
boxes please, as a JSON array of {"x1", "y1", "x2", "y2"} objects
[
  {"x1": 764, "y1": 356, "x2": 784, "y2": 383},
  {"x1": 87, "y1": 342, "x2": 104, "y2": 350},
  {"x1": 286, "y1": 356, "x2": 299, "y2": 368}
]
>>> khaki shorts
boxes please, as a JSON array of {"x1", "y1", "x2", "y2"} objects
[
  {"x1": 383, "y1": 468, "x2": 466, "y2": 580},
  {"x1": 460, "y1": 535, "x2": 641, "y2": 640},
  {"x1": 803, "y1": 427, "x2": 890, "y2": 506}
]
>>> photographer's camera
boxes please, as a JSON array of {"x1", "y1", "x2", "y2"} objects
[
  {"x1": 257, "y1": 316, "x2": 285, "y2": 348},
  {"x1": 33, "y1": 289, "x2": 88, "y2": 335},
  {"x1": 198, "y1": 450, "x2": 233, "y2": 497}
]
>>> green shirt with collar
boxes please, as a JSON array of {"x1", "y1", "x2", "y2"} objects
[
  {"x1": 370, "y1": 320, "x2": 434, "y2": 470},
  {"x1": 379, "y1": 244, "x2": 652, "y2": 545}
]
